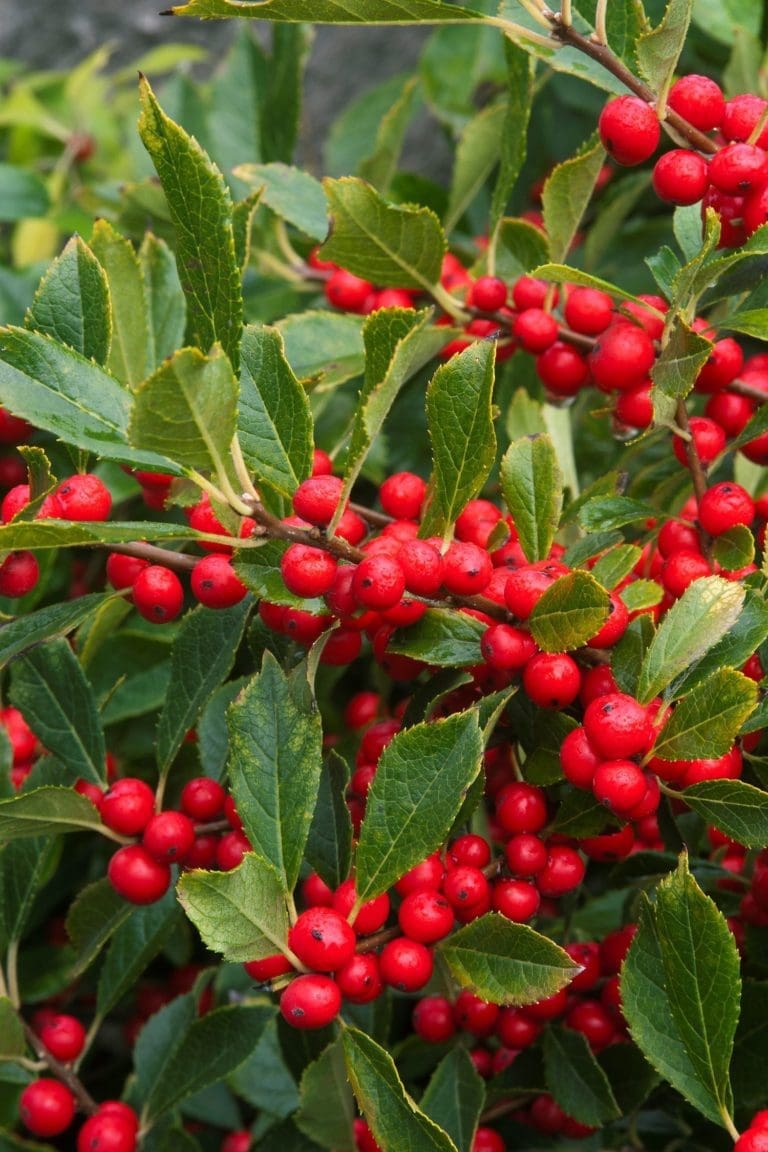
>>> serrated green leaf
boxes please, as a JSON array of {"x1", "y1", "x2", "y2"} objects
[
  {"x1": 90, "y1": 219, "x2": 148, "y2": 388},
  {"x1": 420, "y1": 1048, "x2": 485, "y2": 1152},
  {"x1": 541, "y1": 135, "x2": 605, "y2": 264},
  {"x1": 156, "y1": 598, "x2": 251, "y2": 781},
  {"x1": 25, "y1": 235, "x2": 111, "y2": 365},
  {"x1": 488, "y1": 40, "x2": 533, "y2": 239},
  {"x1": 227, "y1": 652, "x2": 323, "y2": 893},
  {"x1": 438, "y1": 913, "x2": 578, "y2": 1005},
  {"x1": 19, "y1": 445, "x2": 55, "y2": 505},
  {"x1": 0, "y1": 998, "x2": 25, "y2": 1058},
  {"x1": 359, "y1": 76, "x2": 420, "y2": 193},
  {"x1": 724, "y1": 308, "x2": 768, "y2": 341},
  {"x1": 0, "y1": 519, "x2": 212, "y2": 552},
  {"x1": 681, "y1": 779, "x2": 768, "y2": 849},
  {"x1": 342, "y1": 1027, "x2": 459, "y2": 1152},
  {"x1": 230, "y1": 1012, "x2": 298, "y2": 1118},
  {"x1": 0, "y1": 837, "x2": 61, "y2": 951},
  {"x1": 138, "y1": 76, "x2": 243, "y2": 373},
  {"x1": 636, "y1": 0, "x2": 694, "y2": 96},
  {"x1": 178, "y1": 853, "x2": 291, "y2": 963},
  {"x1": 421, "y1": 341, "x2": 496, "y2": 540},
  {"x1": 234, "y1": 162, "x2": 328, "y2": 241},
  {"x1": 129, "y1": 345, "x2": 238, "y2": 474},
  {"x1": 543, "y1": 1027, "x2": 620, "y2": 1126},
  {"x1": 320, "y1": 177, "x2": 446, "y2": 291},
  {"x1": 276, "y1": 310, "x2": 365, "y2": 389},
  {"x1": 140, "y1": 232, "x2": 187, "y2": 372},
  {"x1": 0, "y1": 164, "x2": 49, "y2": 221},
  {"x1": 531, "y1": 263, "x2": 646, "y2": 307},
  {"x1": 0, "y1": 327, "x2": 179, "y2": 472},
  {"x1": 713, "y1": 525, "x2": 755, "y2": 571},
  {"x1": 591, "y1": 544, "x2": 643, "y2": 590},
  {"x1": 500, "y1": 434, "x2": 562, "y2": 563},
  {"x1": 652, "y1": 319, "x2": 713, "y2": 400},
  {"x1": 619, "y1": 578, "x2": 663, "y2": 613},
  {"x1": 494, "y1": 217, "x2": 550, "y2": 281},
  {"x1": 389, "y1": 607, "x2": 485, "y2": 667},
  {"x1": 528, "y1": 570, "x2": 609, "y2": 653},
  {"x1": 65, "y1": 877, "x2": 133, "y2": 980},
  {"x1": 652, "y1": 669, "x2": 757, "y2": 761},
  {"x1": 355, "y1": 710, "x2": 483, "y2": 903},
  {"x1": 636, "y1": 576, "x2": 745, "y2": 704},
  {"x1": 0, "y1": 593, "x2": 114, "y2": 670},
  {"x1": 445, "y1": 101, "x2": 508, "y2": 232},
  {"x1": 326, "y1": 73, "x2": 415, "y2": 179},
  {"x1": 170, "y1": 0, "x2": 484, "y2": 22},
  {"x1": 0, "y1": 785, "x2": 106, "y2": 840},
  {"x1": 577, "y1": 496, "x2": 653, "y2": 532},
  {"x1": 550, "y1": 788, "x2": 612, "y2": 837},
  {"x1": 305, "y1": 751, "x2": 353, "y2": 891},
  {"x1": 296, "y1": 1040, "x2": 355, "y2": 1151},
  {"x1": 97, "y1": 887, "x2": 182, "y2": 1016},
  {"x1": 9, "y1": 638, "x2": 106, "y2": 785}
]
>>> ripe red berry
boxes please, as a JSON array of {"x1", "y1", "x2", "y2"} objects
[
  {"x1": 221, "y1": 1133, "x2": 252, "y2": 1152},
  {"x1": 101, "y1": 777, "x2": 155, "y2": 836},
  {"x1": 453, "y1": 989, "x2": 500, "y2": 1036},
  {"x1": 496, "y1": 1006, "x2": 542, "y2": 1048},
  {"x1": 243, "y1": 953, "x2": 294, "y2": 982},
  {"x1": 441, "y1": 540, "x2": 493, "y2": 595},
  {"x1": 588, "y1": 322, "x2": 656, "y2": 392},
  {"x1": 336, "y1": 952, "x2": 384, "y2": 1003},
  {"x1": 332, "y1": 878, "x2": 390, "y2": 936},
  {"x1": 394, "y1": 853, "x2": 445, "y2": 896},
  {"x1": 503, "y1": 562, "x2": 564, "y2": 619},
  {"x1": 709, "y1": 143, "x2": 768, "y2": 195},
  {"x1": 281, "y1": 543, "x2": 338, "y2": 598},
  {"x1": 55, "y1": 473, "x2": 112, "y2": 521},
  {"x1": 107, "y1": 845, "x2": 171, "y2": 904},
  {"x1": 191, "y1": 554, "x2": 247, "y2": 608},
  {"x1": 668, "y1": 74, "x2": 725, "y2": 132},
  {"x1": 0, "y1": 550, "x2": 39, "y2": 597},
  {"x1": 379, "y1": 936, "x2": 434, "y2": 991},
  {"x1": 398, "y1": 889, "x2": 455, "y2": 943},
  {"x1": 379, "y1": 472, "x2": 427, "y2": 520},
  {"x1": 615, "y1": 383, "x2": 653, "y2": 430},
  {"x1": 0, "y1": 406, "x2": 32, "y2": 444},
  {"x1": 672, "y1": 415, "x2": 726, "y2": 468},
  {"x1": 288, "y1": 906, "x2": 356, "y2": 972},
  {"x1": 661, "y1": 549, "x2": 712, "y2": 597},
  {"x1": 496, "y1": 781, "x2": 548, "y2": 835},
  {"x1": 324, "y1": 268, "x2": 374, "y2": 313},
  {"x1": 180, "y1": 777, "x2": 226, "y2": 821},
  {"x1": 447, "y1": 833, "x2": 491, "y2": 870},
  {"x1": 279, "y1": 973, "x2": 342, "y2": 1029},
  {"x1": 352, "y1": 553, "x2": 406, "y2": 610},
  {"x1": 536, "y1": 341, "x2": 589, "y2": 396},
  {"x1": 37, "y1": 1013, "x2": 86, "y2": 1062},
  {"x1": 598, "y1": 96, "x2": 660, "y2": 165},
  {"x1": 564, "y1": 286, "x2": 614, "y2": 334},
  {"x1": 735, "y1": 1131, "x2": 768, "y2": 1152},
  {"x1": 397, "y1": 538, "x2": 445, "y2": 596},
  {"x1": 593, "y1": 759, "x2": 649, "y2": 814},
  {"x1": 583, "y1": 692, "x2": 654, "y2": 759},
  {"x1": 472, "y1": 1126, "x2": 505, "y2": 1152},
  {"x1": 492, "y1": 877, "x2": 541, "y2": 921},
  {"x1": 698, "y1": 482, "x2": 755, "y2": 535},
  {"x1": 142, "y1": 810, "x2": 196, "y2": 864},
  {"x1": 132, "y1": 565, "x2": 185, "y2": 624},
  {"x1": 536, "y1": 844, "x2": 586, "y2": 897},
  {"x1": 76, "y1": 1108, "x2": 138, "y2": 1152},
  {"x1": 652, "y1": 149, "x2": 709, "y2": 205},
  {"x1": 522, "y1": 652, "x2": 581, "y2": 709},
  {"x1": 19, "y1": 1079, "x2": 76, "y2": 1138},
  {"x1": 696, "y1": 337, "x2": 744, "y2": 392},
  {"x1": 106, "y1": 552, "x2": 150, "y2": 591},
  {"x1": 505, "y1": 833, "x2": 548, "y2": 876},
  {"x1": 412, "y1": 995, "x2": 456, "y2": 1043},
  {"x1": 513, "y1": 307, "x2": 559, "y2": 352},
  {"x1": 723, "y1": 94, "x2": 768, "y2": 146},
  {"x1": 293, "y1": 475, "x2": 344, "y2": 526},
  {"x1": 468, "y1": 276, "x2": 508, "y2": 311}
]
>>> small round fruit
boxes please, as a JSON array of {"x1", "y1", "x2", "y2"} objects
[
  {"x1": 379, "y1": 936, "x2": 434, "y2": 992},
  {"x1": 101, "y1": 777, "x2": 155, "y2": 836},
  {"x1": 142, "y1": 810, "x2": 196, "y2": 864},
  {"x1": 107, "y1": 845, "x2": 172, "y2": 904},
  {"x1": 19, "y1": 1079, "x2": 75, "y2": 1138},
  {"x1": 599, "y1": 96, "x2": 660, "y2": 165},
  {"x1": 279, "y1": 974, "x2": 341, "y2": 1029},
  {"x1": 132, "y1": 565, "x2": 185, "y2": 624},
  {"x1": 191, "y1": 555, "x2": 247, "y2": 608},
  {"x1": 288, "y1": 906, "x2": 356, "y2": 972}
]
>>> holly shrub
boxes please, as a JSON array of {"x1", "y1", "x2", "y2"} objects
[{"x1": 5, "y1": 0, "x2": 768, "y2": 1149}]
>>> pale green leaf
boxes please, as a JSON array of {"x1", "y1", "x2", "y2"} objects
[
  {"x1": 500, "y1": 434, "x2": 563, "y2": 563},
  {"x1": 25, "y1": 235, "x2": 111, "y2": 365}
]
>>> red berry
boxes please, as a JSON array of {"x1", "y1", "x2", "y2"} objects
[
  {"x1": 19, "y1": 1079, "x2": 76, "y2": 1138},
  {"x1": 352, "y1": 553, "x2": 406, "y2": 610},
  {"x1": 615, "y1": 383, "x2": 653, "y2": 430},
  {"x1": 442, "y1": 865, "x2": 490, "y2": 911},
  {"x1": 661, "y1": 549, "x2": 711, "y2": 597},
  {"x1": 281, "y1": 543, "x2": 338, "y2": 598},
  {"x1": 301, "y1": 872, "x2": 335, "y2": 907},
  {"x1": 469, "y1": 276, "x2": 508, "y2": 312},
  {"x1": 453, "y1": 989, "x2": 499, "y2": 1036},
  {"x1": 598, "y1": 96, "x2": 660, "y2": 165},
  {"x1": 513, "y1": 307, "x2": 558, "y2": 352},
  {"x1": 698, "y1": 482, "x2": 755, "y2": 535},
  {"x1": 503, "y1": 562, "x2": 564, "y2": 619},
  {"x1": 398, "y1": 889, "x2": 454, "y2": 943},
  {"x1": 441, "y1": 540, "x2": 493, "y2": 595},
  {"x1": 723, "y1": 94, "x2": 768, "y2": 146},
  {"x1": 472, "y1": 1126, "x2": 505, "y2": 1152},
  {"x1": 593, "y1": 759, "x2": 649, "y2": 814},
  {"x1": 505, "y1": 833, "x2": 548, "y2": 876},
  {"x1": 496, "y1": 782, "x2": 548, "y2": 835},
  {"x1": 108, "y1": 845, "x2": 171, "y2": 904},
  {"x1": 583, "y1": 692, "x2": 654, "y2": 759},
  {"x1": 191, "y1": 554, "x2": 247, "y2": 608},
  {"x1": 536, "y1": 341, "x2": 589, "y2": 396},
  {"x1": 324, "y1": 268, "x2": 374, "y2": 313},
  {"x1": 0, "y1": 550, "x2": 39, "y2": 597},
  {"x1": 56, "y1": 473, "x2": 112, "y2": 521},
  {"x1": 379, "y1": 472, "x2": 427, "y2": 520},
  {"x1": 668, "y1": 74, "x2": 725, "y2": 132},
  {"x1": 396, "y1": 538, "x2": 445, "y2": 596},
  {"x1": 566, "y1": 998, "x2": 616, "y2": 1050},
  {"x1": 412, "y1": 995, "x2": 456, "y2": 1043},
  {"x1": 709, "y1": 143, "x2": 768, "y2": 195},
  {"x1": 77, "y1": 1108, "x2": 138, "y2": 1152},
  {"x1": 293, "y1": 475, "x2": 345, "y2": 526},
  {"x1": 394, "y1": 853, "x2": 445, "y2": 896},
  {"x1": 588, "y1": 322, "x2": 656, "y2": 393},
  {"x1": 243, "y1": 953, "x2": 294, "y2": 982},
  {"x1": 652, "y1": 149, "x2": 709, "y2": 205},
  {"x1": 735, "y1": 1131, "x2": 768, "y2": 1152},
  {"x1": 672, "y1": 415, "x2": 726, "y2": 468},
  {"x1": 221, "y1": 1133, "x2": 252, "y2": 1152},
  {"x1": 288, "y1": 906, "x2": 356, "y2": 972},
  {"x1": 336, "y1": 952, "x2": 384, "y2": 1004},
  {"x1": 379, "y1": 936, "x2": 434, "y2": 991},
  {"x1": 696, "y1": 337, "x2": 744, "y2": 392},
  {"x1": 106, "y1": 552, "x2": 150, "y2": 590},
  {"x1": 496, "y1": 1006, "x2": 542, "y2": 1048},
  {"x1": 180, "y1": 777, "x2": 226, "y2": 821},
  {"x1": 522, "y1": 652, "x2": 581, "y2": 709},
  {"x1": 564, "y1": 287, "x2": 614, "y2": 335},
  {"x1": 279, "y1": 973, "x2": 341, "y2": 1028},
  {"x1": 447, "y1": 834, "x2": 491, "y2": 870},
  {"x1": 37, "y1": 1013, "x2": 86, "y2": 1062},
  {"x1": 101, "y1": 777, "x2": 155, "y2": 836},
  {"x1": 142, "y1": 810, "x2": 196, "y2": 864},
  {"x1": 332, "y1": 878, "x2": 390, "y2": 936},
  {"x1": 492, "y1": 877, "x2": 541, "y2": 921},
  {"x1": 536, "y1": 844, "x2": 585, "y2": 896},
  {"x1": 132, "y1": 565, "x2": 185, "y2": 624},
  {"x1": 0, "y1": 407, "x2": 32, "y2": 444}
]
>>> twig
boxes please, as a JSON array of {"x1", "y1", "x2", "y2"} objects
[
  {"x1": 675, "y1": 399, "x2": 713, "y2": 562},
  {"x1": 22, "y1": 1021, "x2": 99, "y2": 1116}
]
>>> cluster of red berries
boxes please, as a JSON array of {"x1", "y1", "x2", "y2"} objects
[
  {"x1": 598, "y1": 77, "x2": 768, "y2": 246},
  {"x1": 19, "y1": 1078, "x2": 139, "y2": 1150}
]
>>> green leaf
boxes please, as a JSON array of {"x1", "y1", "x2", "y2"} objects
[
  {"x1": 541, "y1": 135, "x2": 605, "y2": 264},
  {"x1": 97, "y1": 888, "x2": 182, "y2": 1016},
  {"x1": 10, "y1": 639, "x2": 105, "y2": 786},
  {"x1": 320, "y1": 177, "x2": 446, "y2": 291},
  {"x1": 0, "y1": 328, "x2": 179, "y2": 472},
  {"x1": 334, "y1": 307, "x2": 447, "y2": 533},
  {"x1": 141, "y1": 1002, "x2": 271, "y2": 1123},
  {"x1": 65, "y1": 877, "x2": 133, "y2": 979},
  {"x1": 0, "y1": 837, "x2": 61, "y2": 951},
  {"x1": 389, "y1": 607, "x2": 484, "y2": 667},
  {"x1": 636, "y1": 0, "x2": 694, "y2": 95},
  {"x1": 591, "y1": 544, "x2": 643, "y2": 590},
  {"x1": 732, "y1": 979, "x2": 768, "y2": 1109},
  {"x1": 276, "y1": 310, "x2": 365, "y2": 389},
  {"x1": 326, "y1": 73, "x2": 414, "y2": 179},
  {"x1": 305, "y1": 751, "x2": 353, "y2": 891},
  {"x1": 577, "y1": 496, "x2": 654, "y2": 532},
  {"x1": 231, "y1": 1013, "x2": 299, "y2": 1118},
  {"x1": 355, "y1": 709, "x2": 483, "y2": 903},
  {"x1": 0, "y1": 998, "x2": 25, "y2": 1058},
  {"x1": 652, "y1": 669, "x2": 757, "y2": 761},
  {"x1": 445, "y1": 102, "x2": 508, "y2": 232},
  {"x1": 156, "y1": 598, "x2": 251, "y2": 781},
  {"x1": 437, "y1": 913, "x2": 579, "y2": 1005},
  {"x1": 129, "y1": 345, "x2": 238, "y2": 475},
  {"x1": 170, "y1": 0, "x2": 484, "y2": 22},
  {"x1": 25, "y1": 235, "x2": 111, "y2": 365},
  {"x1": 177, "y1": 852, "x2": 291, "y2": 963},
  {"x1": 651, "y1": 319, "x2": 713, "y2": 400},
  {"x1": 421, "y1": 341, "x2": 496, "y2": 540},
  {"x1": 543, "y1": 1027, "x2": 620, "y2": 1127},
  {"x1": 0, "y1": 519, "x2": 219, "y2": 552},
  {"x1": 549, "y1": 788, "x2": 612, "y2": 837},
  {"x1": 138, "y1": 76, "x2": 243, "y2": 373},
  {"x1": 712, "y1": 525, "x2": 756, "y2": 571},
  {"x1": 234, "y1": 163, "x2": 328, "y2": 241},
  {"x1": 359, "y1": 76, "x2": 420, "y2": 194},
  {"x1": 238, "y1": 325, "x2": 314, "y2": 507},
  {"x1": 495, "y1": 218, "x2": 550, "y2": 281},
  {"x1": 227, "y1": 652, "x2": 323, "y2": 893},
  {"x1": 500, "y1": 435, "x2": 563, "y2": 563},
  {"x1": 0, "y1": 593, "x2": 115, "y2": 670},
  {"x1": 0, "y1": 164, "x2": 49, "y2": 221},
  {"x1": 531, "y1": 263, "x2": 647, "y2": 308},
  {"x1": 140, "y1": 232, "x2": 187, "y2": 372},
  {"x1": 723, "y1": 308, "x2": 768, "y2": 341},
  {"x1": 296, "y1": 1040, "x2": 355, "y2": 1151},
  {"x1": 636, "y1": 576, "x2": 745, "y2": 704},
  {"x1": 681, "y1": 779, "x2": 768, "y2": 849},
  {"x1": 619, "y1": 578, "x2": 664, "y2": 613},
  {"x1": 342, "y1": 1027, "x2": 459, "y2": 1152},
  {"x1": 528, "y1": 571, "x2": 609, "y2": 654},
  {"x1": 489, "y1": 41, "x2": 533, "y2": 237},
  {"x1": 598, "y1": 1043, "x2": 659, "y2": 1115},
  {"x1": 420, "y1": 1048, "x2": 485, "y2": 1152},
  {"x1": 90, "y1": 219, "x2": 148, "y2": 388},
  {"x1": 0, "y1": 786, "x2": 105, "y2": 841}
]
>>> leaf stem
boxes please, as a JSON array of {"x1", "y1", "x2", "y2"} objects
[
  {"x1": 593, "y1": 0, "x2": 608, "y2": 45},
  {"x1": 6, "y1": 940, "x2": 20, "y2": 1008},
  {"x1": 429, "y1": 279, "x2": 469, "y2": 322},
  {"x1": 559, "y1": 0, "x2": 572, "y2": 27},
  {"x1": 229, "y1": 434, "x2": 261, "y2": 502}
]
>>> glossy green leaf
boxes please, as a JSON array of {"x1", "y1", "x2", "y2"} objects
[
  {"x1": 359, "y1": 76, "x2": 420, "y2": 193},
  {"x1": 25, "y1": 235, "x2": 111, "y2": 365},
  {"x1": 276, "y1": 310, "x2": 365, "y2": 389},
  {"x1": 320, "y1": 177, "x2": 446, "y2": 291},
  {"x1": 305, "y1": 751, "x2": 353, "y2": 891},
  {"x1": 577, "y1": 496, "x2": 653, "y2": 532},
  {"x1": 0, "y1": 164, "x2": 48, "y2": 221},
  {"x1": 156, "y1": 598, "x2": 251, "y2": 781},
  {"x1": 437, "y1": 913, "x2": 579, "y2": 1005},
  {"x1": 636, "y1": 576, "x2": 745, "y2": 704},
  {"x1": 531, "y1": 263, "x2": 647, "y2": 308},
  {"x1": 171, "y1": 0, "x2": 484, "y2": 22},
  {"x1": 732, "y1": 979, "x2": 768, "y2": 1109},
  {"x1": 177, "y1": 853, "x2": 292, "y2": 963},
  {"x1": 543, "y1": 1027, "x2": 620, "y2": 1126},
  {"x1": 495, "y1": 218, "x2": 550, "y2": 281},
  {"x1": 342, "y1": 1027, "x2": 459, "y2": 1152},
  {"x1": 65, "y1": 877, "x2": 133, "y2": 979},
  {"x1": 724, "y1": 308, "x2": 768, "y2": 341},
  {"x1": 500, "y1": 434, "x2": 563, "y2": 563},
  {"x1": 681, "y1": 779, "x2": 768, "y2": 849},
  {"x1": 355, "y1": 709, "x2": 483, "y2": 903},
  {"x1": 140, "y1": 232, "x2": 187, "y2": 371},
  {"x1": 541, "y1": 135, "x2": 605, "y2": 264},
  {"x1": 234, "y1": 162, "x2": 328, "y2": 241},
  {"x1": 445, "y1": 102, "x2": 507, "y2": 232},
  {"x1": 296, "y1": 1040, "x2": 355, "y2": 1151},
  {"x1": 652, "y1": 319, "x2": 713, "y2": 399},
  {"x1": 421, "y1": 341, "x2": 496, "y2": 540},
  {"x1": 227, "y1": 652, "x2": 323, "y2": 893},
  {"x1": 389, "y1": 607, "x2": 485, "y2": 667},
  {"x1": 488, "y1": 40, "x2": 533, "y2": 237},
  {"x1": 419, "y1": 1048, "x2": 485, "y2": 1152},
  {"x1": 138, "y1": 76, "x2": 243, "y2": 372},
  {"x1": 97, "y1": 887, "x2": 182, "y2": 1016},
  {"x1": 9, "y1": 638, "x2": 106, "y2": 785},
  {"x1": 0, "y1": 593, "x2": 114, "y2": 670},
  {"x1": 713, "y1": 525, "x2": 755, "y2": 572},
  {"x1": 230, "y1": 1013, "x2": 298, "y2": 1118},
  {"x1": 129, "y1": 345, "x2": 239, "y2": 474},
  {"x1": 0, "y1": 997, "x2": 25, "y2": 1058},
  {"x1": 636, "y1": 0, "x2": 694, "y2": 95},
  {"x1": 528, "y1": 571, "x2": 609, "y2": 654},
  {"x1": 238, "y1": 325, "x2": 314, "y2": 507},
  {"x1": 0, "y1": 327, "x2": 179, "y2": 472},
  {"x1": 0, "y1": 837, "x2": 61, "y2": 951},
  {"x1": 0, "y1": 786, "x2": 106, "y2": 841},
  {"x1": 619, "y1": 578, "x2": 664, "y2": 613},
  {"x1": 652, "y1": 669, "x2": 757, "y2": 761},
  {"x1": 90, "y1": 219, "x2": 148, "y2": 388}
]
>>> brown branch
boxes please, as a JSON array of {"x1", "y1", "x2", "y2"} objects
[
  {"x1": 675, "y1": 398, "x2": 713, "y2": 562},
  {"x1": 730, "y1": 379, "x2": 768, "y2": 405},
  {"x1": 105, "y1": 541, "x2": 198, "y2": 572},
  {"x1": 23, "y1": 1022, "x2": 99, "y2": 1116}
]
